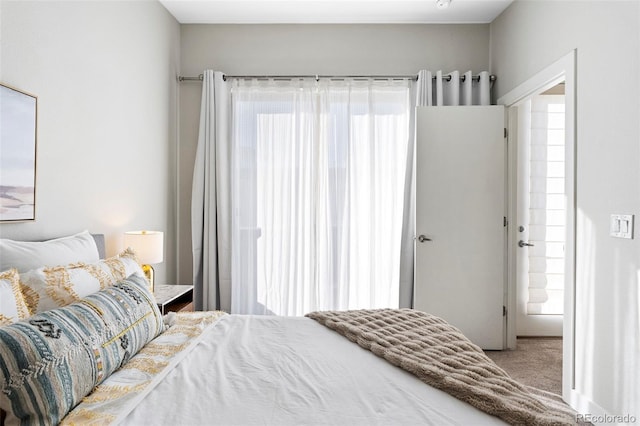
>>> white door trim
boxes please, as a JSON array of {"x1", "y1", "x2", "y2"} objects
[{"x1": 497, "y1": 50, "x2": 577, "y2": 405}]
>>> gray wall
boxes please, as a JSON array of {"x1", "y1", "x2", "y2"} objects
[
  {"x1": 0, "y1": 0, "x2": 181, "y2": 284},
  {"x1": 177, "y1": 23, "x2": 491, "y2": 282},
  {"x1": 491, "y1": 1, "x2": 639, "y2": 417}
]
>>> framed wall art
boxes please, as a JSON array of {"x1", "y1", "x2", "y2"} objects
[{"x1": 0, "y1": 83, "x2": 37, "y2": 222}]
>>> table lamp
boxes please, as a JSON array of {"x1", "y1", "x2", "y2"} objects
[{"x1": 123, "y1": 230, "x2": 163, "y2": 292}]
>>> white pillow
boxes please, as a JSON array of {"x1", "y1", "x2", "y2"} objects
[{"x1": 0, "y1": 230, "x2": 100, "y2": 273}]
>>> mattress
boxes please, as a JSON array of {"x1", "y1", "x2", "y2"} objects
[{"x1": 122, "y1": 315, "x2": 506, "y2": 425}]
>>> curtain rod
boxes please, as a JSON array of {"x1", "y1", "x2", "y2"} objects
[{"x1": 177, "y1": 74, "x2": 497, "y2": 83}]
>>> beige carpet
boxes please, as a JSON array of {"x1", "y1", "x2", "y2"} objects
[{"x1": 484, "y1": 337, "x2": 563, "y2": 396}]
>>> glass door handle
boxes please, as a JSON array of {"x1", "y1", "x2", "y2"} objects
[{"x1": 518, "y1": 240, "x2": 534, "y2": 247}]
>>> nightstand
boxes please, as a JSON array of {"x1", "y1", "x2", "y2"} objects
[{"x1": 154, "y1": 284, "x2": 194, "y2": 315}]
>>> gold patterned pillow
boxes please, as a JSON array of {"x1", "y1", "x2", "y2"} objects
[
  {"x1": 19, "y1": 248, "x2": 146, "y2": 314},
  {"x1": 0, "y1": 269, "x2": 30, "y2": 326}
]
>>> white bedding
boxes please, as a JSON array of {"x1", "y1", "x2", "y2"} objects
[{"x1": 122, "y1": 315, "x2": 506, "y2": 425}]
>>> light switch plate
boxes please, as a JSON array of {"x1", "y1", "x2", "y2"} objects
[{"x1": 610, "y1": 214, "x2": 634, "y2": 239}]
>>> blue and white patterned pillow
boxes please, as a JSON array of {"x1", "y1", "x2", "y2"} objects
[{"x1": 0, "y1": 273, "x2": 163, "y2": 425}]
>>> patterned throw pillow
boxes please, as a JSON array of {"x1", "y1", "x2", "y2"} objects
[
  {"x1": 0, "y1": 269, "x2": 30, "y2": 326},
  {"x1": 19, "y1": 248, "x2": 146, "y2": 314},
  {"x1": 0, "y1": 273, "x2": 164, "y2": 425}
]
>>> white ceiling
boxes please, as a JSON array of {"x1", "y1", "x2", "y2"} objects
[{"x1": 159, "y1": 0, "x2": 514, "y2": 24}]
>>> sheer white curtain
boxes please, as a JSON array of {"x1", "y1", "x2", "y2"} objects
[{"x1": 230, "y1": 78, "x2": 412, "y2": 315}]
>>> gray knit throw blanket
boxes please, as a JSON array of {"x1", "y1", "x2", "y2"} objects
[{"x1": 306, "y1": 308, "x2": 578, "y2": 425}]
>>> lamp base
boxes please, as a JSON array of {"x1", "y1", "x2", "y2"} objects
[{"x1": 141, "y1": 264, "x2": 155, "y2": 293}]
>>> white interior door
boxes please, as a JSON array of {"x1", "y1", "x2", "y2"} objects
[{"x1": 414, "y1": 106, "x2": 505, "y2": 350}]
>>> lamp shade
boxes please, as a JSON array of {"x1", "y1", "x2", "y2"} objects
[{"x1": 123, "y1": 231, "x2": 164, "y2": 264}]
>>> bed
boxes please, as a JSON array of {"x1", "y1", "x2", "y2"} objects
[{"x1": 0, "y1": 231, "x2": 577, "y2": 425}]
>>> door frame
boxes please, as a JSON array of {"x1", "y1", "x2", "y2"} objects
[{"x1": 497, "y1": 50, "x2": 576, "y2": 403}]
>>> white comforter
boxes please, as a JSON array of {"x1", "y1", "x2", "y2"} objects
[{"x1": 122, "y1": 315, "x2": 506, "y2": 425}]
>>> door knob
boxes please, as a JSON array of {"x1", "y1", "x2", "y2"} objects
[
  {"x1": 417, "y1": 235, "x2": 432, "y2": 243},
  {"x1": 518, "y1": 240, "x2": 534, "y2": 247}
]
